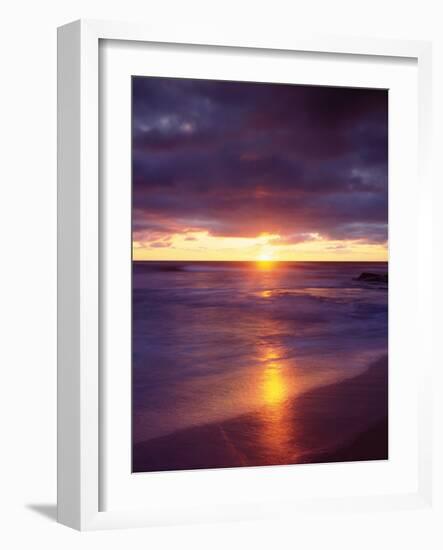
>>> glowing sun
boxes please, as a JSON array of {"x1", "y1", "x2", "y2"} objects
[{"x1": 258, "y1": 251, "x2": 273, "y2": 262}]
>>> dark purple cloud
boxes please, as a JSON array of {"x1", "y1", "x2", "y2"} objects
[{"x1": 132, "y1": 76, "x2": 388, "y2": 245}]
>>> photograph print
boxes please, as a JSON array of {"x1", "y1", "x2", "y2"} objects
[{"x1": 131, "y1": 76, "x2": 388, "y2": 473}]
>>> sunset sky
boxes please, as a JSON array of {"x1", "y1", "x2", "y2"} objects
[{"x1": 132, "y1": 77, "x2": 388, "y2": 261}]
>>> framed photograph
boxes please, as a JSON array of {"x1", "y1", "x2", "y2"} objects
[{"x1": 57, "y1": 19, "x2": 434, "y2": 530}]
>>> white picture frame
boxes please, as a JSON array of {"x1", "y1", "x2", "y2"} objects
[{"x1": 57, "y1": 19, "x2": 434, "y2": 531}]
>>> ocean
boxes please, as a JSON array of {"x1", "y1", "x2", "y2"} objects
[{"x1": 132, "y1": 261, "x2": 388, "y2": 471}]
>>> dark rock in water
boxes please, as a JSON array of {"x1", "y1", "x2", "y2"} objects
[{"x1": 356, "y1": 272, "x2": 388, "y2": 284}]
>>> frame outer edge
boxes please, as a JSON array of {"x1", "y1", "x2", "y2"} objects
[
  {"x1": 417, "y1": 41, "x2": 433, "y2": 506},
  {"x1": 58, "y1": 19, "x2": 101, "y2": 531},
  {"x1": 79, "y1": 18, "x2": 100, "y2": 529},
  {"x1": 57, "y1": 20, "x2": 82, "y2": 530}
]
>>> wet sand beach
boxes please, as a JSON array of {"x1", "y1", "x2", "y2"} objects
[{"x1": 133, "y1": 355, "x2": 388, "y2": 472}]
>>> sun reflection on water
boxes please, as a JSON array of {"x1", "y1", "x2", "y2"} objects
[
  {"x1": 262, "y1": 349, "x2": 288, "y2": 406},
  {"x1": 259, "y1": 345, "x2": 295, "y2": 462},
  {"x1": 256, "y1": 260, "x2": 274, "y2": 271}
]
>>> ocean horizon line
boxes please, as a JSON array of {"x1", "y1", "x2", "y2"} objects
[{"x1": 132, "y1": 259, "x2": 388, "y2": 263}]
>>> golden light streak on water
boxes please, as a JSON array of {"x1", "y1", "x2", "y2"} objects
[
  {"x1": 258, "y1": 344, "x2": 296, "y2": 463},
  {"x1": 256, "y1": 259, "x2": 275, "y2": 271},
  {"x1": 262, "y1": 350, "x2": 287, "y2": 406}
]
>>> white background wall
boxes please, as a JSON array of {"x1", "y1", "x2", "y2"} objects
[{"x1": 0, "y1": 1, "x2": 442, "y2": 548}]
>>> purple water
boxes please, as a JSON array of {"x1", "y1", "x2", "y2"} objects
[{"x1": 132, "y1": 261, "x2": 388, "y2": 451}]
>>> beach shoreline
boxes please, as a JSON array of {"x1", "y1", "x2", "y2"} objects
[{"x1": 133, "y1": 355, "x2": 388, "y2": 473}]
